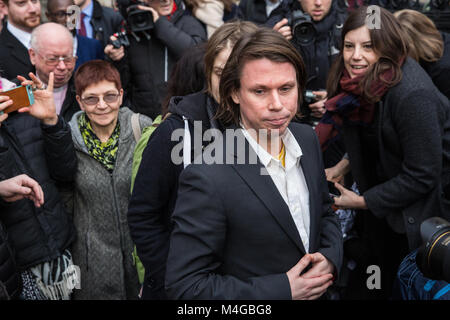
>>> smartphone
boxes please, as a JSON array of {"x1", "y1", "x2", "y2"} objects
[{"x1": 0, "y1": 85, "x2": 35, "y2": 114}]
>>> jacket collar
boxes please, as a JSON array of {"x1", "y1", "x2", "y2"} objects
[{"x1": 226, "y1": 124, "x2": 316, "y2": 254}]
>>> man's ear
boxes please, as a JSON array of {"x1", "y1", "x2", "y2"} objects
[
  {"x1": 231, "y1": 90, "x2": 240, "y2": 105},
  {"x1": 28, "y1": 48, "x2": 36, "y2": 66},
  {"x1": 76, "y1": 95, "x2": 85, "y2": 111}
]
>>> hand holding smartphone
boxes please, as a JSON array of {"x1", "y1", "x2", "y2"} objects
[{"x1": 0, "y1": 85, "x2": 35, "y2": 114}]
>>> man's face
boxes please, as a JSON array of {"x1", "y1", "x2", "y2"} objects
[
  {"x1": 46, "y1": 0, "x2": 73, "y2": 26},
  {"x1": 6, "y1": 0, "x2": 41, "y2": 32},
  {"x1": 299, "y1": 0, "x2": 332, "y2": 22},
  {"x1": 144, "y1": 0, "x2": 173, "y2": 17},
  {"x1": 232, "y1": 58, "x2": 299, "y2": 141},
  {"x1": 29, "y1": 37, "x2": 75, "y2": 88}
]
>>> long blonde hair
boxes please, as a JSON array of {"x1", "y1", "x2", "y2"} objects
[{"x1": 394, "y1": 9, "x2": 444, "y2": 63}]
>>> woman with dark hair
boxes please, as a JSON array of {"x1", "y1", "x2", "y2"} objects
[
  {"x1": 316, "y1": 6, "x2": 450, "y2": 299},
  {"x1": 394, "y1": 9, "x2": 450, "y2": 100},
  {"x1": 127, "y1": 20, "x2": 259, "y2": 300},
  {"x1": 67, "y1": 60, "x2": 152, "y2": 299}
]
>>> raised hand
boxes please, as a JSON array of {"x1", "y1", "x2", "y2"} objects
[
  {"x1": 273, "y1": 19, "x2": 292, "y2": 41},
  {"x1": 17, "y1": 72, "x2": 58, "y2": 125}
]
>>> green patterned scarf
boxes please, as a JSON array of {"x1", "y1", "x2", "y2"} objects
[{"x1": 78, "y1": 113, "x2": 120, "y2": 172}]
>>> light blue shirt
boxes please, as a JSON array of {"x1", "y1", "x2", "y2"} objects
[{"x1": 80, "y1": 0, "x2": 94, "y2": 39}]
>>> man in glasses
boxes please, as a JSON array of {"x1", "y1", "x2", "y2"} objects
[
  {"x1": 46, "y1": 0, "x2": 104, "y2": 71},
  {"x1": 0, "y1": 0, "x2": 41, "y2": 82},
  {"x1": 28, "y1": 22, "x2": 80, "y2": 122}
]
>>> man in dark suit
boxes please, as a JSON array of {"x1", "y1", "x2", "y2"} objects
[
  {"x1": 0, "y1": 0, "x2": 40, "y2": 81},
  {"x1": 165, "y1": 28, "x2": 342, "y2": 300}
]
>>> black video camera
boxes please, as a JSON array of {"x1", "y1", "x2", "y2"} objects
[
  {"x1": 416, "y1": 217, "x2": 450, "y2": 283},
  {"x1": 109, "y1": 30, "x2": 130, "y2": 48},
  {"x1": 117, "y1": 0, "x2": 154, "y2": 36},
  {"x1": 287, "y1": 10, "x2": 316, "y2": 46}
]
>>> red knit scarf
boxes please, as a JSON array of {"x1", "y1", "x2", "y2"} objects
[{"x1": 315, "y1": 68, "x2": 393, "y2": 151}]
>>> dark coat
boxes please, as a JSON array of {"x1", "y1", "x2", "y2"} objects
[
  {"x1": 60, "y1": 78, "x2": 81, "y2": 123},
  {"x1": 344, "y1": 58, "x2": 450, "y2": 250},
  {"x1": 90, "y1": 0, "x2": 124, "y2": 48},
  {"x1": 0, "y1": 220, "x2": 21, "y2": 300},
  {"x1": 114, "y1": 1, "x2": 206, "y2": 119},
  {"x1": 127, "y1": 91, "x2": 221, "y2": 299},
  {"x1": 165, "y1": 123, "x2": 343, "y2": 299},
  {"x1": 0, "y1": 114, "x2": 77, "y2": 270},
  {"x1": 421, "y1": 32, "x2": 450, "y2": 100},
  {"x1": 0, "y1": 27, "x2": 35, "y2": 82},
  {"x1": 237, "y1": 0, "x2": 287, "y2": 25},
  {"x1": 75, "y1": 34, "x2": 104, "y2": 70}
]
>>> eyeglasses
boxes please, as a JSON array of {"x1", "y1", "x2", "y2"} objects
[
  {"x1": 81, "y1": 93, "x2": 120, "y2": 106},
  {"x1": 36, "y1": 52, "x2": 77, "y2": 66},
  {"x1": 49, "y1": 11, "x2": 74, "y2": 19}
]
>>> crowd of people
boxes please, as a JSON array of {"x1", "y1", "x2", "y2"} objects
[{"x1": 0, "y1": 0, "x2": 449, "y2": 301}]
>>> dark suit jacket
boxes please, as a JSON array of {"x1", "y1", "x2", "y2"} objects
[
  {"x1": 165, "y1": 123, "x2": 343, "y2": 299},
  {"x1": 0, "y1": 27, "x2": 34, "y2": 82},
  {"x1": 75, "y1": 35, "x2": 104, "y2": 70}
]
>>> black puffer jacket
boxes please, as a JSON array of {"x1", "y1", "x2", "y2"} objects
[
  {"x1": 0, "y1": 220, "x2": 20, "y2": 300},
  {"x1": 0, "y1": 113, "x2": 77, "y2": 270},
  {"x1": 114, "y1": 0, "x2": 206, "y2": 119}
]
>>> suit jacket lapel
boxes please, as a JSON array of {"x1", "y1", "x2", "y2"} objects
[
  {"x1": 4, "y1": 29, "x2": 32, "y2": 68},
  {"x1": 228, "y1": 126, "x2": 306, "y2": 254}
]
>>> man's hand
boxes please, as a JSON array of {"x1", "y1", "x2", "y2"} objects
[
  {"x1": 325, "y1": 158, "x2": 350, "y2": 185},
  {"x1": 104, "y1": 35, "x2": 125, "y2": 61},
  {"x1": 0, "y1": 174, "x2": 44, "y2": 207},
  {"x1": 333, "y1": 182, "x2": 368, "y2": 210},
  {"x1": 309, "y1": 90, "x2": 327, "y2": 118},
  {"x1": 287, "y1": 254, "x2": 334, "y2": 300},
  {"x1": 16, "y1": 72, "x2": 58, "y2": 126},
  {"x1": 301, "y1": 253, "x2": 335, "y2": 279},
  {"x1": 273, "y1": 18, "x2": 292, "y2": 41},
  {"x1": 137, "y1": 5, "x2": 159, "y2": 22}
]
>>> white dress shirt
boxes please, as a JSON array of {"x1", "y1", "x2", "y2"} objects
[
  {"x1": 241, "y1": 127, "x2": 311, "y2": 252},
  {"x1": 7, "y1": 22, "x2": 32, "y2": 50}
]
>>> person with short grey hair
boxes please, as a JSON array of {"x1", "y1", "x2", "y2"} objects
[{"x1": 29, "y1": 22, "x2": 80, "y2": 122}]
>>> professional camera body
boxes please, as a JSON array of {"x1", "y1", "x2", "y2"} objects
[
  {"x1": 416, "y1": 217, "x2": 450, "y2": 283},
  {"x1": 117, "y1": 0, "x2": 154, "y2": 41},
  {"x1": 287, "y1": 10, "x2": 316, "y2": 46}
]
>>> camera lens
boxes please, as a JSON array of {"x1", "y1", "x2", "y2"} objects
[
  {"x1": 416, "y1": 217, "x2": 450, "y2": 282},
  {"x1": 293, "y1": 22, "x2": 316, "y2": 46}
]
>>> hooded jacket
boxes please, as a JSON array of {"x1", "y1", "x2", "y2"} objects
[{"x1": 127, "y1": 91, "x2": 222, "y2": 299}]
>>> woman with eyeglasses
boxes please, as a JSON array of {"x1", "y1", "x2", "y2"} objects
[{"x1": 66, "y1": 60, "x2": 152, "y2": 299}]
